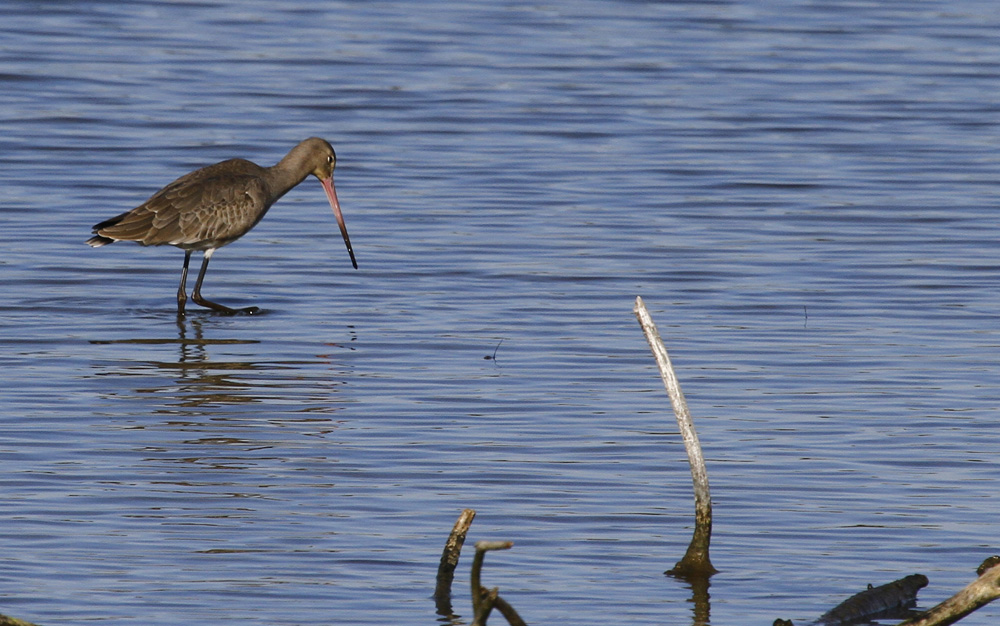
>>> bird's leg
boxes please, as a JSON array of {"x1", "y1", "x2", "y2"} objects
[
  {"x1": 177, "y1": 250, "x2": 192, "y2": 315},
  {"x1": 191, "y1": 249, "x2": 260, "y2": 315}
]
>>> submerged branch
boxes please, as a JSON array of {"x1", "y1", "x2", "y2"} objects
[
  {"x1": 491, "y1": 594, "x2": 527, "y2": 626},
  {"x1": 634, "y1": 296, "x2": 717, "y2": 578},
  {"x1": 471, "y1": 541, "x2": 515, "y2": 626},
  {"x1": 435, "y1": 508, "x2": 477, "y2": 615}
]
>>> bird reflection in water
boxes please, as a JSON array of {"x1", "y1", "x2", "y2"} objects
[{"x1": 90, "y1": 316, "x2": 354, "y2": 430}]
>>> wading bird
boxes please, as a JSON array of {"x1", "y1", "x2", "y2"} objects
[{"x1": 87, "y1": 137, "x2": 357, "y2": 315}]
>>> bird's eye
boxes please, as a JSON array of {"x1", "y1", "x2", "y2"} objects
[{"x1": 327, "y1": 155, "x2": 334, "y2": 164}]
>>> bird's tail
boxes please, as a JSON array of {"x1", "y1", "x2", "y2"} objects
[
  {"x1": 87, "y1": 211, "x2": 130, "y2": 247},
  {"x1": 86, "y1": 234, "x2": 116, "y2": 247}
]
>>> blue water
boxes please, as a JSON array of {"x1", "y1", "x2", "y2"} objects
[{"x1": 2, "y1": 1, "x2": 999, "y2": 625}]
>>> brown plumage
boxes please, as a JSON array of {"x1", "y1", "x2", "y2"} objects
[{"x1": 88, "y1": 137, "x2": 357, "y2": 315}]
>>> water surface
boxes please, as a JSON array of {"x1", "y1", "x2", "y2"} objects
[{"x1": 2, "y1": 2, "x2": 999, "y2": 625}]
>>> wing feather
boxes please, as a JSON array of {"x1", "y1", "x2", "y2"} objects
[{"x1": 91, "y1": 159, "x2": 272, "y2": 249}]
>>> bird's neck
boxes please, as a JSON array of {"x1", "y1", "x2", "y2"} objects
[{"x1": 265, "y1": 148, "x2": 315, "y2": 199}]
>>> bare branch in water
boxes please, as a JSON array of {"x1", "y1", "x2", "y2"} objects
[
  {"x1": 435, "y1": 508, "x2": 477, "y2": 615},
  {"x1": 471, "y1": 541, "x2": 516, "y2": 626},
  {"x1": 634, "y1": 296, "x2": 717, "y2": 578}
]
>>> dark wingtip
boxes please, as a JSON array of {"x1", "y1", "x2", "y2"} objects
[{"x1": 87, "y1": 235, "x2": 115, "y2": 247}]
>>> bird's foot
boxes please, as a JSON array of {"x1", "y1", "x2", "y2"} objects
[{"x1": 192, "y1": 295, "x2": 259, "y2": 316}]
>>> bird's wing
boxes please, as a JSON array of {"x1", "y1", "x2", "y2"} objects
[{"x1": 94, "y1": 160, "x2": 271, "y2": 248}]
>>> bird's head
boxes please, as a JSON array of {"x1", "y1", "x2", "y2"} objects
[{"x1": 303, "y1": 137, "x2": 337, "y2": 180}]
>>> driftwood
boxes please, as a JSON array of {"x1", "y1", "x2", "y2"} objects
[
  {"x1": 434, "y1": 509, "x2": 526, "y2": 626},
  {"x1": 898, "y1": 556, "x2": 1000, "y2": 626},
  {"x1": 435, "y1": 508, "x2": 477, "y2": 615},
  {"x1": 471, "y1": 541, "x2": 526, "y2": 626},
  {"x1": 633, "y1": 296, "x2": 717, "y2": 578}
]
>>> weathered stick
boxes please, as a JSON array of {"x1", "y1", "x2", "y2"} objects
[
  {"x1": 634, "y1": 296, "x2": 717, "y2": 577},
  {"x1": 491, "y1": 594, "x2": 527, "y2": 626},
  {"x1": 434, "y1": 508, "x2": 477, "y2": 614},
  {"x1": 897, "y1": 557, "x2": 1000, "y2": 626},
  {"x1": 0, "y1": 615, "x2": 40, "y2": 626},
  {"x1": 471, "y1": 540, "x2": 515, "y2": 626}
]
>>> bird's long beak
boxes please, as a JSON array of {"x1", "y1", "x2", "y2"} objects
[{"x1": 321, "y1": 176, "x2": 357, "y2": 269}]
